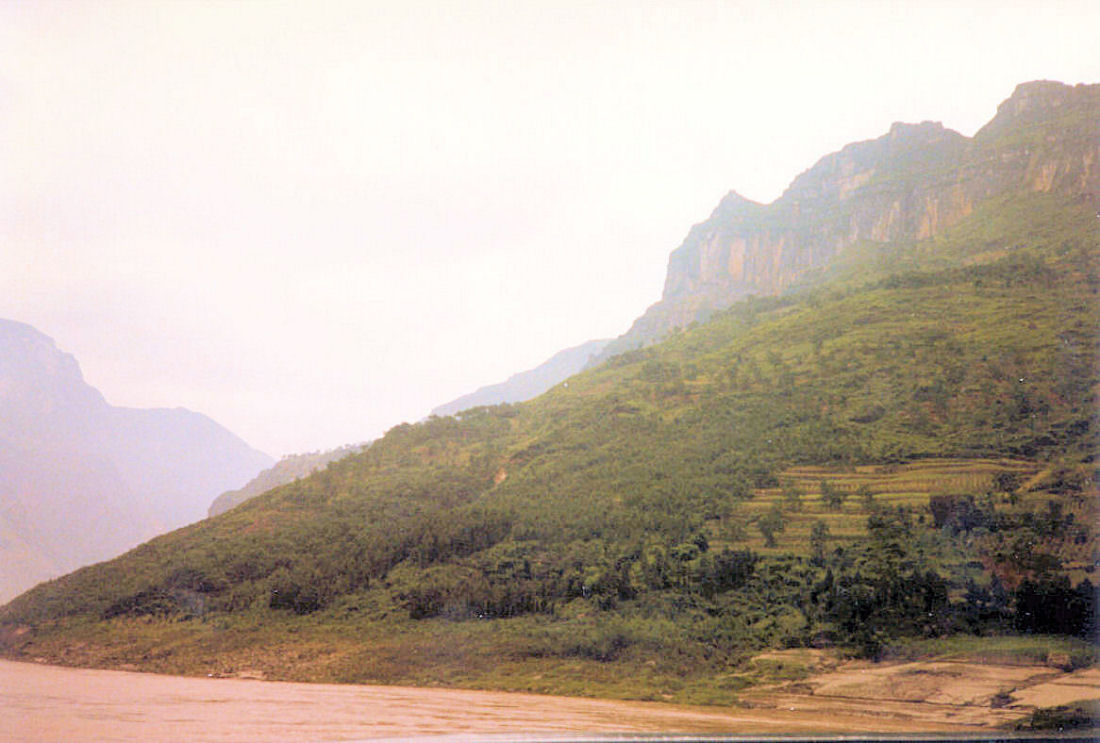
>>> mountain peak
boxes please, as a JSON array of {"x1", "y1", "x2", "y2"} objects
[
  {"x1": 887, "y1": 120, "x2": 947, "y2": 140},
  {"x1": 780, "y1": 120, "x2": 966, "y2": 206},
  {"x1": 977, "y1": 80, "x2": 1097, "y2": 141},
  {"x1": 0, "y1": 319, "x2": 86, "y2": 386},
  {"x1": 0, "y1": 319, "x2": 106, "y2": 420},
  {"x1": 1009, "y1": 78, "x2": 1077, "y2": 102},
  {"x1": 710, "y1": 190, "x2": 762, "y2": 219}
]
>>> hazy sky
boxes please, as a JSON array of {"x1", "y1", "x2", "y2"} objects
[{"x1": 2, "y1": 1, "x2": 1096, "y2": 457}]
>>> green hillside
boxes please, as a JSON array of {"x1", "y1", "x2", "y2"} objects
[{"x1": 2, "y1": 182, "x2": 1096, "y2": 700}]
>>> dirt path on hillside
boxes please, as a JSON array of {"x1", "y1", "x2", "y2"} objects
[{"x1": 1, "y1": 658, "x2": 984, "y2": 742}]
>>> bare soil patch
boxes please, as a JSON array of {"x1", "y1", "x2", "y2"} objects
[{"x1": 739, "y1": 650, "x2": 1100, "y2": 729}]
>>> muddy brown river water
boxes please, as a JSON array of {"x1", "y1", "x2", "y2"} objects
[{"x1": 0, "y1": 658, "x2": 984, "y2": 741}]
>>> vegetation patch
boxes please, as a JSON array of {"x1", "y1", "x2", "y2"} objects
[{"x1": 1015, "y1": 701, "x2": 1100, "y2": 731}]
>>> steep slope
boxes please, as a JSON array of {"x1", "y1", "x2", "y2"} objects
[
  {"x1": 209, "y1": 444, "x2": 365, "y2": 517},
  {"x1": 0, "y1": 320, "x2": 272, "y2": 602},
  {"x1": 600, "y1": 80, "x2": 1098, "y2": 358},
  {"x1": 430, "y1": 338, "x2": 610, "y2": 418},
  {"x1": 2, "y1": 82, "x2": 1096, "y2": 697}
]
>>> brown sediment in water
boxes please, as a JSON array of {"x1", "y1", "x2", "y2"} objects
[{"x1": 1, "y1": 658, "x2": 987, "y2": 742}]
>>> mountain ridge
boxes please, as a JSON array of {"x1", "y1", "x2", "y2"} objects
[
  {"x1": 209, "y1": 443, "x2": 366, "y2": 517},
  {"x1": 430, "y1": 338, "x2": 611, "y2": 418},
  {"x1": 0, "y1": 319, "x2": 273, "y2": 602},
  {"x1": 596, "y1": 80, "x2": 1098, "y2": 361}
]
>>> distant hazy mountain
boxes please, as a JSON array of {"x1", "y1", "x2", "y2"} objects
[
  {"x1": 209, "y1": 443, "x2": 365, "y2": 517},
  {"x1": 431, "y1": 339, "x2": 610, "y2": 417},
  {"x1": 0, "y1": 319, "x2": 272, "y2": 602}
]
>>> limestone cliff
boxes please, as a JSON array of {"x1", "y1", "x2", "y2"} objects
[{"x1": 600, "y1": 80, "x2": 1098, "y2": 358}]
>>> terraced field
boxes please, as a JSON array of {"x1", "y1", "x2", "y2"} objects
[{"x1": 734, "y1": 458, "x2": 1049, "y2": 554}]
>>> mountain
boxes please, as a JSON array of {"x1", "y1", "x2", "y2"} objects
[
  {"x1": 430, "y1": 339, "x2": 610, "y2": 418},
  {"x1": 598, "y1": 80, "x2": 1098, "y2": 359},
  {"x1": 2, "y1": 82, "x2": 1096, "y2": 701},
  {"x1": 0, "y1": 320, "x2": 272, "y2": 602},
  {"x1": 209, "y1": 444, "x2": 365, "y2": 517}
]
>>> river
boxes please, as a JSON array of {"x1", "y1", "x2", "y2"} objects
[{"x1": 1, "y1": 657, "x2": 979, "y2": 741}]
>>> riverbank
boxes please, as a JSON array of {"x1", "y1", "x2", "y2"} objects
[
  {"x1": 7, "y1": 650, "x2": 1097, "y2": 742},
  {"x1": 0, "y1": 657, "x2": 983, "y2": 742}
]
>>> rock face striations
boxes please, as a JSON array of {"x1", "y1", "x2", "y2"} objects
[
  {"x1": 0, "y1": 320, "x2": 272, "y2": 603},
  {"x1": 601, "y1": 81, "x2": 1098, "y2": 358}
]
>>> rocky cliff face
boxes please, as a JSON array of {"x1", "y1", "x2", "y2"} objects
[
  {"x1": 0, "y1": 319, "x2": 272, "y2": 603},
  {"x1": 601, "y1": 81, "x2": 1098, "y2": 357}
]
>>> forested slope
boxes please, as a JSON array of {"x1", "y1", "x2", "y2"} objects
[
  {"x1": 3, "y1": 187, "x2": 1096, "y2": 680},
  {"x1": 2, "y1": 83, "x2": 1097, "y2": 697}
]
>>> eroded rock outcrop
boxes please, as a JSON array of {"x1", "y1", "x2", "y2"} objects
[{"x1": 600, "y1": 81, "x2": 1098, "y2": 358}]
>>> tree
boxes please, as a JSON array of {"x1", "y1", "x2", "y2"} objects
[
  {"x1": 993, "y1": 471, "x2": 1021, "y2": 495},
  {"x1": 928, "y1": 494, "x2": 990, "y2": 533},
  {"x1": 1014, "y1": 575, "x2": 1097, "y2": 637},
  {"x1": 810, "y1": 520, "x2": 831, "y2": 565},
  {"x1": 865, "y1": 507, "x2": 914, "y2": 586},
  {"x1": 758, "y1": 505, "x2": 786, "y2": 548},
  {"x1": 782, "y1": 480, "x2": 804, "y2": 511},
  {"x1": 821, "y1": 479, "x2": 845, "y2": 510},
  {"x1": 857, "y1": 484, "x2": 875, "y2": 510},
  {"x1": 695, "y1": 549, "x2": 758, "y2": 597},
  {"x1": 722, "y1": 519, "x2": 747, "y2": 542}
]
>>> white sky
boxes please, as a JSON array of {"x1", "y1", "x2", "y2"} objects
[{"x1": 1, "y1": 0, "x2": 1096, "y2": 457}]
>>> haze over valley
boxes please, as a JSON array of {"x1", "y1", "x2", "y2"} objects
[{"x1": 4, "y1": 0, "x2": 1098, "y2": 458}]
